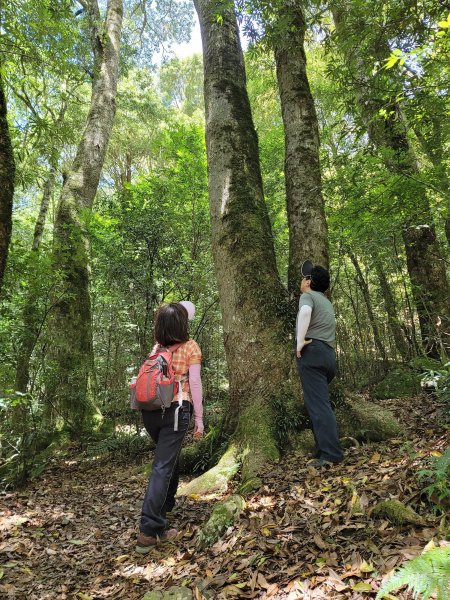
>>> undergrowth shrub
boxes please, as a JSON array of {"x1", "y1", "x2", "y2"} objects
[
  {"x1": 0, "y1": 391, "x2": 51, "y2": 488},
  {"x1": 421, "y1": 361, "x2": 450, "y2": 419},
  {"x1": 376, "y1": 545, "x2": 450, "y2": 600},
  {"x1": 83, "y1": 432, "x2": 151, "y2": 462},
  {"x1": 418, "y1": 447, "x2": 450, "y2": 513}
]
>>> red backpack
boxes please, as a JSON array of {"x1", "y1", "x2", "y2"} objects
[{"x1": 129, "y1": 344, "x2": 183, "y2": 412}]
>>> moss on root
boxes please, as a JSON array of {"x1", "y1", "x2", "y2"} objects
[
  {"x1": 336, "y1": 395, "x2": 402, "y2": 442},
  {"x1": 177, "y1": 444, "x2": 240, "y2": 497},
  {"x1": 372, "y1": 499, "x2": 425, "y2": 526},
  {"x1": 235, "y1": 402, "x2": 280, "y2": 488},
  {"x1": 196, "y1": 494, "x2": 245, "y2": 548}
]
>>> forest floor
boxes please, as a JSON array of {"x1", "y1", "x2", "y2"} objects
[{"x1": 1, "y1": 393, "x2": 449, "y2": 600}]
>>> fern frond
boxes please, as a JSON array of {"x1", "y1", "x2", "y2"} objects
[{"x1": 376, "y1": 546, "x2": 450, "y2": 600}]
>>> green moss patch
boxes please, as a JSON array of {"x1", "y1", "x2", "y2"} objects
[
  {"x1": 336, "y1": 396, "x2": 402, "y2": 442},
  {"x1": 178, "y1": 444, "x2": 240, "y2": 496},
  {"x1": 196, "y1": 494, "x2": 245, "y2": 548},
  {"x1": 372, "y1": 499, "x2": 425, "y2": 526}
]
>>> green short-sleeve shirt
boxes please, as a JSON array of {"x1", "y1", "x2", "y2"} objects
[{"x1": 298, "y1": 290, "x2": 336, "y2": 348}]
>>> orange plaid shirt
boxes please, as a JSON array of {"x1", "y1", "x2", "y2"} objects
[{"x1": 152, "y1": 340, "x2": 202, "y2": 403}]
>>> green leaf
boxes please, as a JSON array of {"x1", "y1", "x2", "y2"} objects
[
  {"x1": 384, "y1": 55, "x2": 399, "y2": 69},
  {"x1": 352, "y1": 582, "x2": 373, "y2": 592}
]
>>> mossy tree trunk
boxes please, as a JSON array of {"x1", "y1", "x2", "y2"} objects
[
  {"x1": 194, "y1": 0, "x2": 295, "y2": 485},
  {"x1": 274, "y1": 0, "x2": 329, "y2": 298},
  {"x1": 332, "y1": 8, "x2": 450, "y2": 359},
  {"x1": 43, "y1": 0, "x2": 123, "y2": 433},
  {"x1": 0, "y1": 70, "x2": 15, "y2": 296},
  {"x1": 191, "y1": 0, "x2": 400, "y2": 499}
]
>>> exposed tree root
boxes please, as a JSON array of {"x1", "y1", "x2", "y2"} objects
[
  {"x1": 336, "y1": 395, "x2": 403, "y2": 441},
  {"x1": 177, "y1": 444, "x2": 240, "y2": 497},
  {"x1": 196, "y1": 494, "x2": 245, "y2": 548}
]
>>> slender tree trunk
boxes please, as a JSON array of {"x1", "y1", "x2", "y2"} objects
[
  {"x1": 274, "y1": 0, "x2": 329, "y2": 296},
  {"x1": 332, "y1": 8, "x2": 449, "y2": 358},
  {"x1": 0, "y1": 71, "x2": 15, "y2": 295},
  {"x1": 348, "y1": 252, "x2": 387, "y2": 364},
  {"x1": 373, "y1": 259, "x2": 411, "y2": 361},
  {"x1": 194, "y1": 0, "x2": 294, "y2": 485},
  {"x1": 15, "y1": 158, "x2": 59, "y2": 393},
  {"x1": 44, "y1": 0, "x2": 123, "y2": 432},
  {"x1": 33, "y1": 161, "x2": 58, "y2": 250}
]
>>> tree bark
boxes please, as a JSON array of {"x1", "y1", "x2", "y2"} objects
[
  {"x1": 0, "y1": 71, "x2": 15, "y2": 295},
  {"x1": 332, "y1": 7, "x2": 449, "y2": 359},
  {"x1": 194, "y1": 0, "x2": 294, "y2": 485},
  {"x1": 44, "y1": 0, "x2": 123, "y2": 432},
  {"x1": 274, "y1": 0, "x2": 329, "y2": 296}
]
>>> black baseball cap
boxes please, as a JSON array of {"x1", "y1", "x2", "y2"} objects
[{"x1": 301, "y1": 260, "x2": 314, "y2": 278}]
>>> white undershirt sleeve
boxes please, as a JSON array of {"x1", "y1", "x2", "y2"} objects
[{"x1": 296, "y1": 305, "x2": 312, "y2": 351}]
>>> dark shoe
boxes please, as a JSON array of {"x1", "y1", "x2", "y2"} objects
[
  {"x1": 135, "y1": 528, "x2": 178, "y2": 554},
  {"x1": 306, "y1": 450, "x2": 320, "y2": 459},
  {"x1": 307, "y1": 458, "x2": 334, "y2": 468}
]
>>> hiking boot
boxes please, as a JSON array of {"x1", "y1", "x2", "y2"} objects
[
  {"x1": 135, "y1": 532, "x2": 157, "y2": 553},
  {"x1": 307, "y1": 458, "x2": 334, "y2": 468},
  {"x1": 135, "y1": 528, "x2": 178, "y2": 554}
]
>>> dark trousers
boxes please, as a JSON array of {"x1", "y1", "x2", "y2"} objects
[
  {"x1": 140, "y1": 401, "x2": 192, "y2": 537},
  {"x1": 296, "y1": 339, "x2": 343, "y2": 463}
]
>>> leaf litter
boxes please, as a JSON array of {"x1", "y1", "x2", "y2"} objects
[{"x1": 0, "y1": 393, "x2": 448, "y2": 599}]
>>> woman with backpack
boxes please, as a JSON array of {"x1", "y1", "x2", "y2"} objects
[{"x1": 136, "y1": 301, "x2": 204, "y2": 553}]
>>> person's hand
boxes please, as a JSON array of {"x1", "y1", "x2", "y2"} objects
[
  {"x1": 193, "y1": 430, "x2": 203, "y2": 440},
  {"x1": 296, "y1": 339, "x2": 312, "y2": 358}
]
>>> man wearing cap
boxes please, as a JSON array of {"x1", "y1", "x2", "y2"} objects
[{"x1": 296, "y1": 261, "x2": 343, "y2": 467}]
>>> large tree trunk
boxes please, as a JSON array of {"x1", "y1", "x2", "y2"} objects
[
  {"x1": 43, "y1": 0, "x2": 123, "y2": 432},
  {"x1": 274, "y1": 0, "x2": 329, "y2": 297},
  {"x1": 332, "y1": 8, "x2": 449, "y2": 359},
  {"x1": 0, "y1": 71, "x2": 15, "y2": 296},
  {"x1": 194, "y1": 0, "x2": 294, "y2": 485}
]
